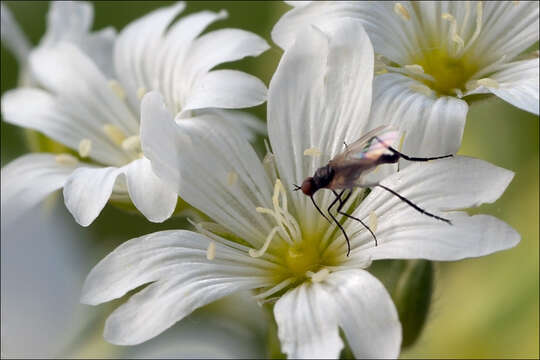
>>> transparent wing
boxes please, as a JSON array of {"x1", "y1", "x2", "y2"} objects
[{"x1": 331, "y1": 125, "x2": 399, "y2": 163}]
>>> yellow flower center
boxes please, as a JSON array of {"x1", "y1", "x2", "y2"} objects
[{"x1": 414, "y1": 49, "x2": 479, "y2": 95}]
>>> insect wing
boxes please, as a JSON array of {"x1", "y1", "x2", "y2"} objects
[{"x1": 332, "y1": 125, "x2": 399, "y2": 163}]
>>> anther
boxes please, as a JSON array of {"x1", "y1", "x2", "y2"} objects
[
  {"x1": 368, "y1": 211, "x2": 378, "y2": 233},
  {"x1": 409, "y1": 83, "x2": 435, "y2": 97},
  {"x1": 394, "y1": 3, "x2": 410, "y2": 21},
  {"x1": 121, "y1": 135, "x2": 141, "y2": 152},
  {"x1": 227, "y1": 171, "x2": 238, "y2": 186},
  {"x1": 308, "y1": 268, "x2": 330, "y2": 283},
  {"x1": 476, "y1": 78, "x2": 499, "y2": 89},
  {"x1": 137, "y1": 87, "x2": 147, "y2": 100},
  {"x1": 55, "y1": 153, "x2": 78, "y2": 166},
  {"x1": 108, "y1": 80, "x2": 126, "y2": 100},
  {"x1": 442, "y1": 13, "x2": 465, "y2": 55},
  {"x1": 404, "y1": 64, "x2": 425, "y2": 75},
  {"x1": 206, "y1": 241, "x2": 216, "y2": 260},
  {"x1": 103, "y1": 124, "x2": 127, "y2": 146},
  {"x1": 303, "y1": 147, "x2": 322, "y2": 157},
  {"x1": 78, "y1": 139, "x2": 92, "y2": 158}
]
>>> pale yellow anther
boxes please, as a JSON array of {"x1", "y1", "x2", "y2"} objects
[
  {"x1": 121, "y1": 135, "x2": 141, "y2": 152},
  {"x1": 78, "y1": 139, "x2": 92, "y2": 158},
  {"x1": 476, "y1": 78, "x2": 499, "y2": 89},
  {"x1": 308, "y1": 268, "x2": 330, "y2": 283},
  {"x1": 368, "y1": 211, "x2": 378, "y2": 234},
  {"x1": 394, "y1": 3, "x2": 410, "y2": 21},
  {"x1": 409, "y1": 83, "x2": 435, "y2": 97},
  {"x1": 206, "y1": 241, "x2": 216, "y2": 260},
  {"x1": 55, "y1": 153, "x2": 78, "y2": 166},
  {"x1": 303, "y1": 147, "x2": 322, "y2": 157},
  {"x1": 137, "y1": 87, "x2": 147, "y2": 100},
  {"x1": 103, "y1": 124, "x2": 126, "y2": 146},
  {"x1": 227, "y1": 171, "x2": 238, "y2": 186},
  {"x1": 404, "y1": 64, "x2": 425, "y2": 75},
  {"x1": 108, "y1": 80, "x2": 126, "y2": 100}
]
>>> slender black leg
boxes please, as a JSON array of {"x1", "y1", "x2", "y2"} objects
[
  {"x1": 310, "y1": 195, "x2": 331, "y2": 224},
  {"x1": 334, "y1": 190, "x2": 378, "y2": 247},
  {"x1": 374, "y1": 136, "x2": 453, "y2": 162},
  {"x1": 327, "y1": 190, "x2": 351, "y2": 256},
  {"x1": 377, "y1": 184, "x2": 452, "y2": 224}
]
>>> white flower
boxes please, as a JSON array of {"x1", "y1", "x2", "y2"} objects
[
  {"x1": 272, "y1": 1, "x2": 539, "y2": 158},
  {"x1": 80, "y1": 19, "x2": 519, "y2": 358},
  {"x1": 1, "y1": 2, "x2": 269, "y2": 226},
  {"x1": 1, "y1": 1, "x2": 116, "y2": 85}
]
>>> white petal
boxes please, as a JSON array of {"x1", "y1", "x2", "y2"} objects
[
  {"x1": 1, "y1": 87, "x2": 129, "y2": 166},
  {"x1": 181, "y1": 70, "x2": 267, "y2": 114},
  {"x1": 157, "y1": 9, "x2": 228, "y2": 108},
  {"x1": 62, "y1": 166, "x2": 122, "y2": 226},
  {"x1": 1, "y1": 153, "x2": 77, "y2": 224},
  {"x1": 183, "y1": 28, "x2": 269, "y2": 81},
  {"x1": 1, "y1": 2, "x2": 31, "y2": 65},
  {"x1": 203, "y1": 109, "x2": 267, "y2": 142},
  {"x1": 124, "y1": 157, "x2": 177, "y2": 223},
  {"x1": 363, "y1": 212, "x2": 520, "y2": 261},
  {"x1": 140, "y1": 92, "x2": 273, "y2": 247},
  {"x1": 29, "y1": 43, "x2": 139, "y2": 136},
  {"x1": 471, "y1": 1, "x2": 539, "y2": 64},
  {"x1": 471, "y1": 58, "x2": 539, "y2": 115},
  {"x1": 348, "y1": 157, "x2": 518, "y2": 256},
  {"x1": 361, "y1": 156, "x2": 514, "y2": 217},
  {"x1": 81, "y1": 230, "x2": 265, "y2": 345},
  {"x1": 272, "y1": 2, "x2": 416, "y2": 65},
  {"x1": 40, "y1": 1, "x2": 116, "y2": 77},
  {"x1": 268, "y1": 18, "x2": 374, "y2": 226},
  {"x1": 371, "y1": 73, "x2": 468, "y2": 161},
  {"x1": 274, "y1": 280, "x2": 343, "y2": 358},
  {"x1": 114, "y1": 2, "x2": 186, "y2": 109},
  {"x1": 324, "y1": 270, "x2": 401, "y2": 359}
]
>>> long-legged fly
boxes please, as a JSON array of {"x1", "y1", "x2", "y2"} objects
[{"x1": 294, "y1": 125, "x2": 453, "y2": 256}]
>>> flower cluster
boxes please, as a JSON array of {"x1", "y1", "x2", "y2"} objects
[{"x1": 1, "y1": 1, "x2": 537, "y2": 359}]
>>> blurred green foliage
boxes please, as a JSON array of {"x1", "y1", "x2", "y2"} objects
[{"x1": 1, "y1": 1, "x2": 538, "y2": 358}]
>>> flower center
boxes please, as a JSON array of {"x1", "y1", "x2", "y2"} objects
[{"x1": 414, "y1": 49, "x2": 479, "y2": 95}]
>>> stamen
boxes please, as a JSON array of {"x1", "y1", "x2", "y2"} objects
[
  {"x1": 476, "y1": 78, "x2": 499, "y2": 89},
  {"x1": 103, "y1": 124, "x2": 126, "y2": 146},
  {"x1": 227, "y1": 171, "x2": 238, "y2": 186},
  {"x1": 254, "y1": 277, "x2": 295, "y2": 300},
  {"x1": 121, "y1": 135, "x2": 141, "y2": 152},
  {"x1": 368, "y1": 211, "x2": 378, "y2": 233},
  {"x1": 78, "y1": 138, "x2": 92, "y2": 158},
  {"x1": 137, "y1": 87, "x2": 147, "y2": 100},
  {"x1": 307, "y1": 268, "x2": 330, "y2": 283},
  {"x1": 442, "y1": 13, "x2": 465, "y2": 55},
  {"x1": 461, "y1": 1, "x2": 483, "y2": 54},
  {"x1": 249, "y1": 227, "x2": 279, "y2": 258},
  {"x1": 394, "y1": 3, "x2": 410, "y2": 21},
  {"x1": 206, "y1": 241, "x2": 216, "y2": 260},
  {"x1": 55, "y1": 153, "x2": 78, "y2": 166},
  {"x1": 304, "y1": 147, "x2": 322, "y2": 157},
  {"x1": 409, "y1": 83, "x2": 435, "y2": 97},
  {"x1": 108, "y1": 80, "x2": 126, "y2": 100}
]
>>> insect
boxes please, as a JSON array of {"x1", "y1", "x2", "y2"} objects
[{"x1": 294, "y1": 125, "x2": 453, "y2": 256}]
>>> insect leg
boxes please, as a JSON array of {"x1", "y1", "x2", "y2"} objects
[
  {"x1": 327, "y1": 190, "x2": 351, "y2": 256},
  {"x1": 334, "y1": 190, "x2": 378, "y2": 247},
  {"x1": 376, "y1": 184, "x2": 452, "y2": 224},
  {"x1": 374, "y1": 136, "x2": 453, "y2": 162},
  {"x1": 310, "y1": 195, "x2": 331, "y2": 224}
]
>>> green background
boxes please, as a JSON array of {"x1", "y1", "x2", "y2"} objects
[{"x1": 1, "y1": 1, "x2": 538, "y2": 358}]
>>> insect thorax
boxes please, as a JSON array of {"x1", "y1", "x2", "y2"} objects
[{"x1": 313, "y1": 165, "x2": 335, "y2": 189}]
